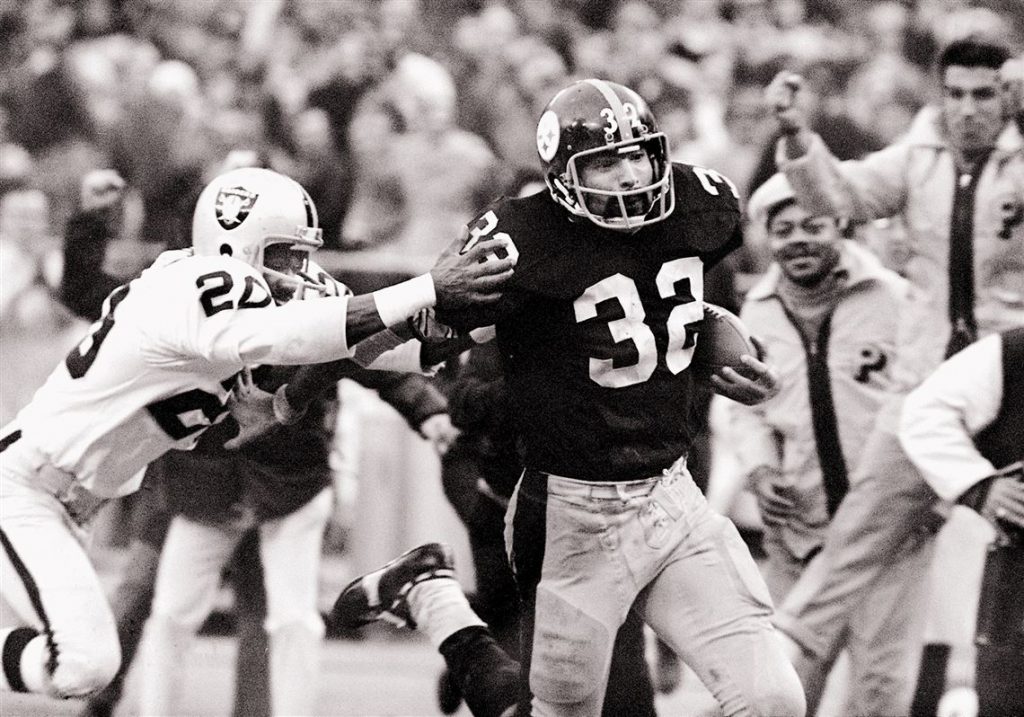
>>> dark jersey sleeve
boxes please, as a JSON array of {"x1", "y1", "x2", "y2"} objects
[{"x1": 60, "y1": 211, "x2": 121, "y2": 321}]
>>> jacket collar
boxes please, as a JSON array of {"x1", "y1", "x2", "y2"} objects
[{"x1": 746, "y1": 241, "x2": 890, "y2": 302}]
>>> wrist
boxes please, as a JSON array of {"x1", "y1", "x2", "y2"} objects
[
  {"x1": 373, "y1": 273, "x2": 436, "y2": 328},
  {"x1": 272, "y1": 385, "x2": 306, "y2": 425},
  {"x1": 780, "y1": 128, "x2": 811, "y2": 159},
  {"x1": 417, "y1": 410, "x2": 447, "y2": 435}
]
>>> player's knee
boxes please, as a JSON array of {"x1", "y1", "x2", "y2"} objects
[
  {"x1": 50, "y1": 640, "x2": 121, "y2": 698},
  {"x1": 744, "y1": 666, "x2": 807, "y2": 717},
  {"x1": 528, "y1": 599, "x2": 609, "y2": 706}
]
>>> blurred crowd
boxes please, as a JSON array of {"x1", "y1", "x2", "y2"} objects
[{"x1": 2, "y1": 0, "x2": 1022, "y2": 286}]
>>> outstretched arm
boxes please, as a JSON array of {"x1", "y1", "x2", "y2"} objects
[{"x1": 192, "y1": 235, "x2": 515, "y2": 368}]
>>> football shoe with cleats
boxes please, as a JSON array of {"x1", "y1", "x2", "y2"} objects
[{"x1": 330, "y1": 543, "x2": 456, "y2": 630}]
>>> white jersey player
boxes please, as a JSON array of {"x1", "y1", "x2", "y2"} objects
[{"x1": 0, "y1": 167, "x2": 514, "y2": 699}]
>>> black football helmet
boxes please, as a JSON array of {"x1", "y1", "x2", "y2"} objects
[{"x1": 536, "y1": 79, "x2": 674, "y2": 231}]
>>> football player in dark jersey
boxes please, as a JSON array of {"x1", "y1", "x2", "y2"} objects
[{"x1": 330, "y1": 80, "x2": 805, "y2": 717}]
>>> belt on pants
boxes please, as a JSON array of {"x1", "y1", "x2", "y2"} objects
[
  {"x1": 527, "y1": 459, "x2": 686, "y2": 501},
  {"x1": 37, "y1": 464, "x2": 108, "y2": 527},
  {"x1": 2, "y1": 431, "x2": 107, "y2": 526}
]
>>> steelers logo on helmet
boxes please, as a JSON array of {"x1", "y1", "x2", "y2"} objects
[
  {"x1": 215, "y1": 186, "x2": 259, "y2": 230},
  {"x1": 537, "y1": 110, "x2": 560, "y2": 163}
]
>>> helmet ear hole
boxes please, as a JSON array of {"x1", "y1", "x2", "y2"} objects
[{"x1": 219, "y1": 243, "x2": 233, "y2": 257}]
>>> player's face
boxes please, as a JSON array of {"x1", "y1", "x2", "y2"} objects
[
  {"x1": 942, "y1": 65, "x2": 1004, "y2": 154},
  {"x1": 263, "y1": 242, "x2": 308, "y2": 303},
  {"x1": 768, "y1": 203, "x2": 842, "y2": 287},
  {"x1": 577, "y1": 146, "x2": 655, "y2": 218}
]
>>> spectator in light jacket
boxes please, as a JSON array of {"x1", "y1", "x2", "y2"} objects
[{"x1": 732, "y1": 172, "x2": 918, "y2": 715}]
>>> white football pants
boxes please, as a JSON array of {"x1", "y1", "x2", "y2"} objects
[
  {"x1": 139, "y1": 487, "x2": 332, "y2": 716},
  {"x1": 0, "y1": 438, "x2": 120, "y2": 698}
]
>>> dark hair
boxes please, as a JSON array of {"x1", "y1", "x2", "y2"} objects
[
  {"x1": 765, "y1": 197, "x2": 797, "y2": 228},
  {"x1": 937, "y1": 38, "x2": 1011, "y2": 73}
]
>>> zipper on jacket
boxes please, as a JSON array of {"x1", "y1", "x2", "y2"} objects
[{"x1": 777, "y1": 299, "x2": 850, "y2": 516}]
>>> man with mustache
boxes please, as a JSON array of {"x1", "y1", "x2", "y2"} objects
[{"x1": 732, "y1": 172, "x2": 916, "y2": 714}]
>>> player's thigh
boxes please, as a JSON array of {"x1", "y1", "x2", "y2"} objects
[
  {"x1": 1, "y1": 491, "x2": 117, "y2": 664},
  {"x1": 642, "y1": 513, "x2": 800, "y2": 709},
  {"x1": 150, "y1": 514, "x2": 241, "y2": 626},
  {"x1": 524, "y1": 494, "x2": 629, "y2": 707},
  {"x1": 259, "y1": 488, "x2": 332, "y2": 627}
]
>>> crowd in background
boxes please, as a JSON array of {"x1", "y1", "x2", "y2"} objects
[{"x1": 2, "y1": 0, "x2": 1022, "y2": 266}]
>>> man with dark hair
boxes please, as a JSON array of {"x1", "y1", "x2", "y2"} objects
[
  {"x1": 734, "y1": 172, "x2": 918, "y2": 715},
  {"x1": 763, "y1": 36, "x2": 1023, "y2": 711}
]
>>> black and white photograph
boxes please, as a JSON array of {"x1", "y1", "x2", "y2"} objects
[{"x1": 0, "y1": 1, "x2": 1021, "y2": 715}]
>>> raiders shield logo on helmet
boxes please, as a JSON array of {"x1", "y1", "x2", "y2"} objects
[{"x1": 215, "y1": 186, "x2": 259, "y2": 230}]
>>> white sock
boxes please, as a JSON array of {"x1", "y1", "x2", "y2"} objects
[{"x1": 407, "y1": 578, "x2": 486, "y2": 649}]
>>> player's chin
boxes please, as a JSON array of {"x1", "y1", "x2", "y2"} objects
[{"x1": 270, "y1": 285, "x2": 298, "y2": 304}]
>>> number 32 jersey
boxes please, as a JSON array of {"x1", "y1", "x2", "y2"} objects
[
  {"x1": 445, "y1": 163, "x2": 742, "y2": 481},
  {"x1": 8, "y1": 251, "x2": 354, "y2": 497}
]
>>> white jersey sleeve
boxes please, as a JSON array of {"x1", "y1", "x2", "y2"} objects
[
  {"x1": 137, "y1": 254, "x2": 356, "y2": 368},
  {"x1": 899, "y1": 334, "x2": 1004, "y2": 500}
]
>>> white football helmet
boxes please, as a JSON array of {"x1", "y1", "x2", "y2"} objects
[{"x1": 191, "y1": 167, "x2": 326, "y2": 297}]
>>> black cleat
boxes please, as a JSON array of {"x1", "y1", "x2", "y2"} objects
[{"x1": 330, "y1": 543, "x2": 456, "y2": 630}]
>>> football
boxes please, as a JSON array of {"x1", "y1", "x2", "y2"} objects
[{"x1": 691, "y1": 302, "x2": 759, "y2": 374}]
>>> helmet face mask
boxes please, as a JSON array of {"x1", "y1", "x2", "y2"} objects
[
  {"x1": 563, "y1": 135, "x2": 673, "y2": 231},
  {"x1": 537, "y1": 79, "x2": 675, "y2": 232},
  {"x1": 261, "y1": 232, "x2": 322, "y2": 302},
  {"x1": 192, "y1": 168, "x2": 327, "y2": 302}
]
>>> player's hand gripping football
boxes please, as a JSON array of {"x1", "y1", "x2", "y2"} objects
[
  {"x1": 224, "y1": 368, "x2": 278, "y2": 450},
  {"x1": 709, "y1": 338, "x2": 780, "y2": 406},
  {"x1": 430, "y1": 233, "x2": 516, "y2": 311}
]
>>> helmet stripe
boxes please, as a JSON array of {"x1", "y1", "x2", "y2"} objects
[
  {"x1": 300, "y1": 187, "x2": 317, "y2": 228},
  {"x1": 584, "y1": 79, "x2": 634, "y2": 141}
]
